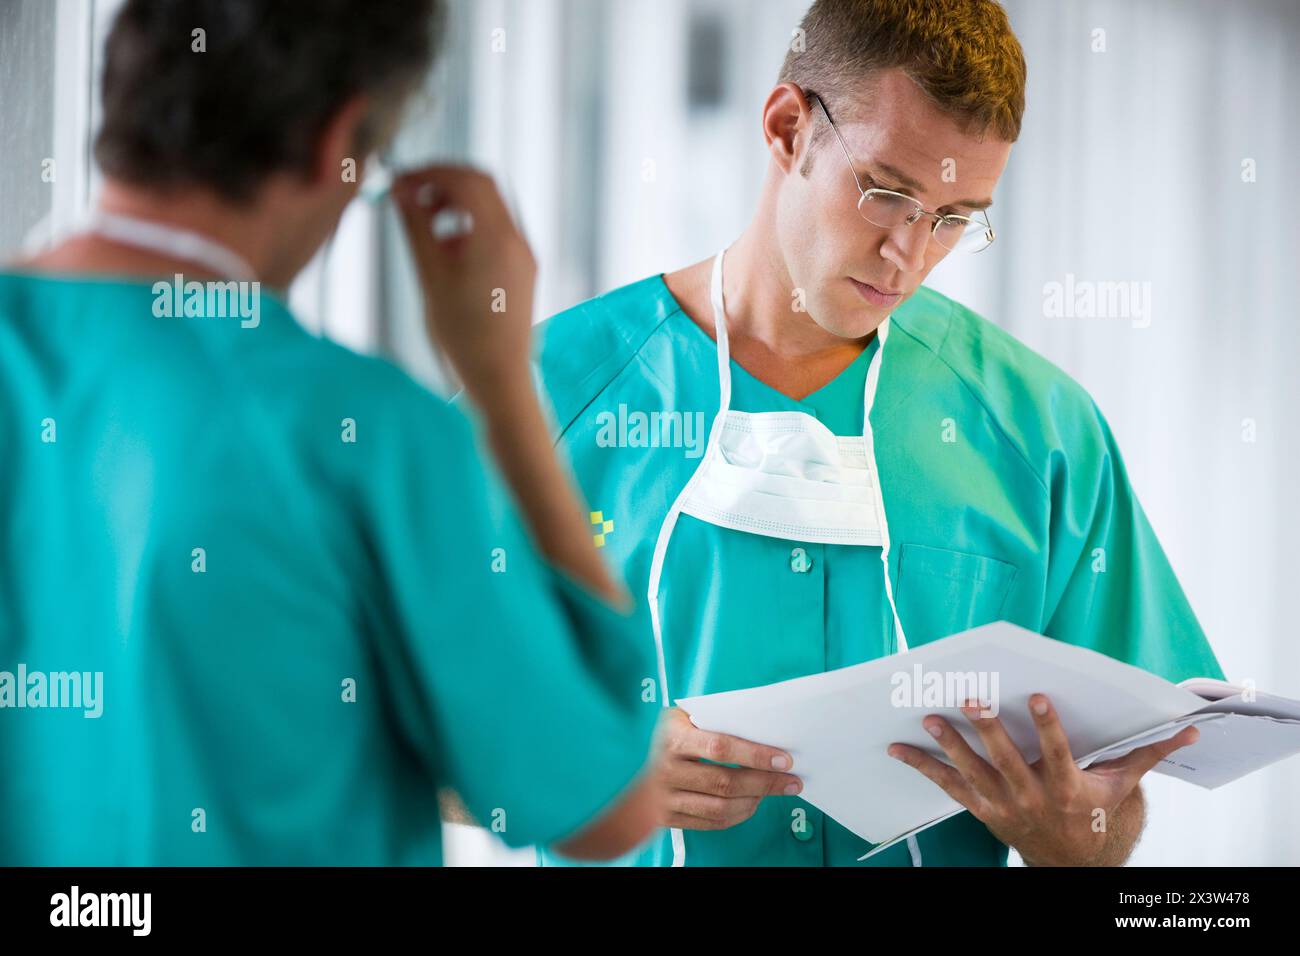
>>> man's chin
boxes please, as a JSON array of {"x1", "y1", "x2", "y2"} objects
[{"x1": 810, "y1": 302, "x2": 892, "y2": 342}]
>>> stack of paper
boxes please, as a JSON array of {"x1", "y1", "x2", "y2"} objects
[{"x1": 677, "y1": 621, "x2": 1300, "y2": 858}]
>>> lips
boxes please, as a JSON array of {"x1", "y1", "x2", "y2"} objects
[{"x1": 850, "y1": 278, "x2": 904, "y2": 306}]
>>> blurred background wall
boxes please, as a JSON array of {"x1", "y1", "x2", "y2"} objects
[{"x1": 2, "y1": 0, "x2": 1297, "y2": 866}]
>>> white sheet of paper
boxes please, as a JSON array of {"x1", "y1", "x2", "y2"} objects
[
  {"x1": 677, "y1": 621, "x2": 1213, "y2": 853},
  {"x1": 1085, "y1": 712, "x2": 1300, "y2": 788}
]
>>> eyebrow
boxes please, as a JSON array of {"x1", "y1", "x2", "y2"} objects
[{"x1": 869, "y1": 161, "x2": 994, "y2": 212}]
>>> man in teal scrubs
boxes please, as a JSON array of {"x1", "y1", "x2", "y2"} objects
[
  {"x1": 0, "y1": 0, "x2": 661, "y2": 864},
  {"x1": 535, "y1": 0, "x2": 1222, "y2": 867}
]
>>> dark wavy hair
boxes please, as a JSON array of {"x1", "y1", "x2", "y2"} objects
[{"x1": 95, "y1": 0, "x2": 445, "y2": 202}]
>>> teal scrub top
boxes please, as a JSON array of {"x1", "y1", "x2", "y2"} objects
[
  {"x1": 0, "y1": 271, "x2": 657, "y2": 866},
  {"x1": 533, "y1": 274, "x2": 1226, "y2": 867}
]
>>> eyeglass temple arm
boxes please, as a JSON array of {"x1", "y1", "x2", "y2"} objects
[{"x1": 807, "y1": 92, "x2": 869, "y2": 196}]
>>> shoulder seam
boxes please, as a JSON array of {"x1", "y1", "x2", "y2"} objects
[
  {"x1": 895, "y1": 302, "x2": 1049, "y2": 496},
  {"x1": 551, "y1": 299, "x2": 681, "y2": 446}
]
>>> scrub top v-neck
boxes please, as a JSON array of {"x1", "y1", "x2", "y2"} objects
[
  {"x1": 665, "y1": 298, "x2": 894, "y2": 866},
  {"x1": 538, "y1": 277, "x2": 909, "y2": 867}
]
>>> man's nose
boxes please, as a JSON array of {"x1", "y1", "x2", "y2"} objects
[{"x1": 880, "y1": 219, "x2": 929, "y2": 274}]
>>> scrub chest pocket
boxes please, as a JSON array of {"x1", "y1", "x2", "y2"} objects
[{"x1": 895, "y1": 544, "x2": 1019, "y2": 648}]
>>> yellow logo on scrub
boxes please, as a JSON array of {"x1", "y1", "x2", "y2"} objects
[{"x1": 590, "y1": 511, "x2": 615, "y2": 548}]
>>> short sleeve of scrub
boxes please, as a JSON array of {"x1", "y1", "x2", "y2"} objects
[
  {"x1": 359, "y1": 393, "x2": 658, "y2": 849},
  {"x1": 1042, "y1": 398, "x2": 1225, "y2": 683}
]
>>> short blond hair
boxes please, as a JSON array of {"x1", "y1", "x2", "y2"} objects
[{"x1": 781, "y1": 0, "x2": 1027, "y2": 142}]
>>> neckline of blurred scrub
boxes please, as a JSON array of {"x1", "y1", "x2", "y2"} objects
[{"x1": 83, "y1": 211, "x2": 259, "y2": 282}]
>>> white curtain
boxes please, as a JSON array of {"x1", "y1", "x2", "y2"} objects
[{"x1": 979, "y1": 0, "x2": 1300, "y2": 867}]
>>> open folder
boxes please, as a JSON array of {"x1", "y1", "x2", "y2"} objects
[{"x1": 677, "y1": 621, "x2": 1300, "y2": 860}]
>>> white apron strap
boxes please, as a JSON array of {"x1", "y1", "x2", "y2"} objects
[{"x1": 645, "y1": 249, "x2": 733, "y2": 867}]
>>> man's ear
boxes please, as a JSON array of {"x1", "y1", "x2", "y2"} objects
[
  {"x1": 312, "y1": 94, "x2": 374, "y2": 192},
  {"x1": 762, "y1": 82, "x2": 813, "y2": 174}
]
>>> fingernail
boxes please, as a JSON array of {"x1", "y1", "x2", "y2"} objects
[
  {"x1": 771, "y1": 755, "x2": 791, "y2": 771},
  {"x1": 1031, "y1": 696, "x2": 1049, "y2": 716},
  {"x1": 925, "y1": 721, "x2": 943, "y2": 738},
  {"x1": 784, "y1": 782, "x2": 801, "y2": 796}
]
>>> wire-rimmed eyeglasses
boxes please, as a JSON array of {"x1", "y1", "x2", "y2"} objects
[{"x1": 809, "y1": 93, "x2": 996, "y2": 254}]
